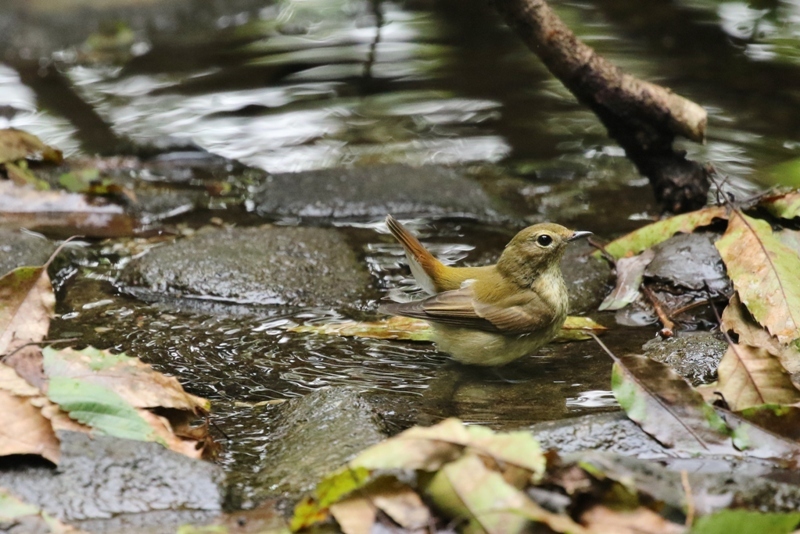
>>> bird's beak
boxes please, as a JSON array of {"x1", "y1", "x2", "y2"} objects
[{"x1": 568, "y1": 230, "x2": 593, "y2": 242}]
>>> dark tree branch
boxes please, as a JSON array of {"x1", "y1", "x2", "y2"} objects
[{"x1": 492, "y1": 0, "x2": 710, "y2": 213}]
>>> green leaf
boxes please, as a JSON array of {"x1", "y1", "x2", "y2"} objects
[
  {"x1": 761, "y1": 191, "x2": 800, "y2": 220},
  {"x1": 715, "y1": 211, "x2": 800, "y2": 344},
  {"x1": 0, "y1": 487, "x2": 40, "y2": 519},
  {"x1": 594, "y1": 206, "x2": 727, "y2": 260},
  {"x1": 426, "y1": 454, "x2": 585, "y2": 534},
  {"x1": 611, "y1": 354, "x2": 735, "y2": 455},
  {"x1": 47, "y1": 377, "x2": 162, "y2": 444},
  {"x1": 765, "y1": 158, "x2": 800, "y2": 188},
  {"x1": 352, "y1": 418, "x2": 545, "y2": 480},
  {"x1": 6, "y1": 161, "x2": 50, "y2": 190},
  {"x1": 691, "y1": 509, "x2": 800, "y2": 534}
]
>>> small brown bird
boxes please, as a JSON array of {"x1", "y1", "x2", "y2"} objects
[{"x1": 381, "y1": 215, "x2": 591, "y2": 366}]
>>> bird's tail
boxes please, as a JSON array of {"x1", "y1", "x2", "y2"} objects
[{"x1": 385, "y1": 215, "x2": 444, "y2": 295}]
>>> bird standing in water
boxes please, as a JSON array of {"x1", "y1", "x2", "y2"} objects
[{"x1": 381, "y1": 215, "x2": 591, "y2": 366}]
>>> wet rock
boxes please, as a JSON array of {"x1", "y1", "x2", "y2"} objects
[
  {"x1": 0, "y1": 431, "x2": 223, "y2": 527},
  {"x1": 253, "y1": 387, "x2": 389, "y2": 508},
  {"x1": 119, "y1": 226, "x2": 372, "y2": 308},
  {"x1": 643, "y1": 332, "x2": 726, "y2": 385},
  {"x1": 560, "y1": 240, "x2": 613, "y2": 314},
  {"x1": 574, "y1": 451, "x2": 800, "y2": 515},
  {"x1": 0, "y1": 228, "x2": 55, "y2": 274},
  {"x1": 645, "y1": 233, "x2": 730, "y2": 295},
  {"x1": 529, "y1": 412, "x2": 669, "y2": 458},
  {"x1": 253, "y1": 164, "x2": 515, "y2": 222}
]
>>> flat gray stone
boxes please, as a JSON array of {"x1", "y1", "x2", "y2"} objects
[
  {"x1": 643, "y1": 332, "x2": 726, "y2": 386},
  {"x1": 253, "y1": 164, "x2": 513, "y2": 222},
  {"x1": 529, "y1": 412, "x2": 669, "y2": 458},
  {"x1": 0, "y1": 432, "x2": 223, "y2": 525},
  {"x1": 119, "y1": 226, "x2": 372, "y2": 308},
  {"x1": 0, "y1": 228, "x2": 55, "y2": 274}
]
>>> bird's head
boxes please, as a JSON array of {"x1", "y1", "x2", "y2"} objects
[{"x1": 497, "y1": 223, "x2": 591, "y2": 286}]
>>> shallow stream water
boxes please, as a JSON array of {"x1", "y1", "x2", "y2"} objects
[{"x1": 2, "y1": 0, "x2": 799, "y2": 510}]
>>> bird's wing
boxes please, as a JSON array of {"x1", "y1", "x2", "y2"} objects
[{"x1": 381, "y1": 286, "x2": 556, "y2": 335}]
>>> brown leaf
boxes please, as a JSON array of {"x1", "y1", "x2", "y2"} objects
[
  {"x1": 0, "y1": 181, "x2": 138, "y2": 238},
  {"x1": 715, "y1": 211, "x2": 800, "y2": 343},
  {"x1": 580, "y1": 505, "x2": 685, "y2": 534},
  {"x1": 42, "y1": 346, "x2": 209, "y2": 413},
  {"x1": 329, "y1": 496, "x2": 376, "y2": 534},
  {"x1": 716, "y1": 343, "x2": 800, "y2": 411},
  {"x1": 722, "y1": 293, "x2": 800, "y2": 376},
  {"x1": 0, "y1": 365, "x2": 60, "y2": 463},
  {"x1": 0, "y1": 128, "x2": 63, "y2": 164},
  {"x1": 371, "y1": 483, "x2": 431, "y2": 529},
  {"x1": 599, "y1": 249, "x2": 655, "y2": 311},
  {"x1": 0, "y1": 265, "x2": 54, "y2": 356}
]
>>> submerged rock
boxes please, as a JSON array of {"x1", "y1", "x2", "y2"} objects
[
  {"x1": 643, "y1": 332, "x2": 726, "y2": 385},
  {"x1": 0, "y1": 228, "x2": 55, "y2": 274},
  {"x1": 119, "y1": 226, "x2": 372, "y2": 308},
  {"x1": 0, "y1": 431, "x2": 223, "y2": 528},
  {"x1": 645, "y1": 233, "x2": 730, "y2": 295},
  {"x1": 253, "y1": 164, "x2": 515, "y2": 222},
  {"x1": 253, "y1": 387, "x2": 389, "y2": 508},
  {"x1": 559, "y1": 240, "x2": 612, "y2": 314}
]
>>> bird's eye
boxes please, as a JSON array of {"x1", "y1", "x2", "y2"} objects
[{"x1": 537, "y1": 234, "x2": 553, "y2": 247}]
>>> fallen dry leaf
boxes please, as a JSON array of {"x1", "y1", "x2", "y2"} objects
[
  {"x1": 329, "y1": 497, "x2": 376, "y2": 534},
  {"x1": 722, "y1": 293, "x2": 800, "y2": 377},
  {"x1": 0, "y1": 181, "x2": 138, "y2": 238},
  {"x1": 0, "y1": 265, "x2": 54, "y2": 357},
  {"x1": 0, "y1": 128, "x2": 63, "y2": 165},
  {"x1": 43, "y1": 346, "x2": 209, "y2": 413},
  {"x1": 716, "y1": 343, "x2": 800, "y2": 411},
  {"x1": 372, "y1": 484, "x2": 431, "y2": 530},
  {"x1": 715, "y1": 211, "x2": 800, "y2": 344},
  {"x1": 0, "y1": 365, "x2": 60, "y2": 463},
  {"x1": 580, "y1": 505, "x2": 685, "y2": 534},
  {"x1": 599, "y1": 249, "x2": 655, "y2": 311}
]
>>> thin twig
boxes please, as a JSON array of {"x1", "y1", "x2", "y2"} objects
[
  {"x1": 640, "y1": 285, "x2": 675, "y2": 338},
  {"x1": 670, "y1": 295, "x2": 729, "y2": 317},
  {"x1": 588, "y1": 237, "x2": 616, "y2": 266},
  {"x1": 0, "y1": 337, "x2": 79, "y2": 361}
]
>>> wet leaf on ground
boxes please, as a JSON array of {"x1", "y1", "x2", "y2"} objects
[
  {"x1": 0, "y1": 486, "x2": 82, "y2": 532},
  {"x1": 761, "y1": 191, "x2": 800, "y2": 220},
  {"x1": 599, "y1": 249, "x2": 655, "y2": 311},
  {"x1": 0, "y1": 265, "x2": 54, "y2": 355},
  {"x1": 0, "y1": 181, "x2": 139, "y2": 238},
  {"x1": 0, "y1": 128, "x2": 63, "y2": 165},
  {"x1": 0, "y1": 365, "x2": 60, "y2": 463},
  {"x1": 59, "y1": 168, "x2": 137, "y2": 203},
  {"x1": 690, "y1": 509, "x2": 800, "y2": 534},
  {"x1": 735, "y1": 404, "x2": 800, "y2": 442},
  {"x1": 595, "y1": 206, "x2": 727, "y2": 260},
  {"x1": 715, "y1": 211, "x2": 800, "y2": 344},
  {"x1": 42, "y1": 346, "x2": 211, "y2": 458},
  {"x1": 722, "y1": 293, "x2": 800, "y2": 376},
  {"x1": 580, "y1": 505, "x2": 684, "y2": 534},
  {"x1": 292, "y1": 418, "x2": 548, "y2": 532},
  {"x1": 426, "y1": 453, "x2": 586, "y2": 534},
  {"x1": 5, "y1": 161, "x2": 50, "y2": 190},
  {"x1": 717, "y1": 407, "x2": 800, "y2": 460},
  {"x1": 289, "y1": 315, "x2": 605, "y2": 342},
  {"x1": 611, "y1": 353, "x2": 736, "y2": 455},
  {"x1": 716, "y1": 342, "x2": 800, "y2": 411}
]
